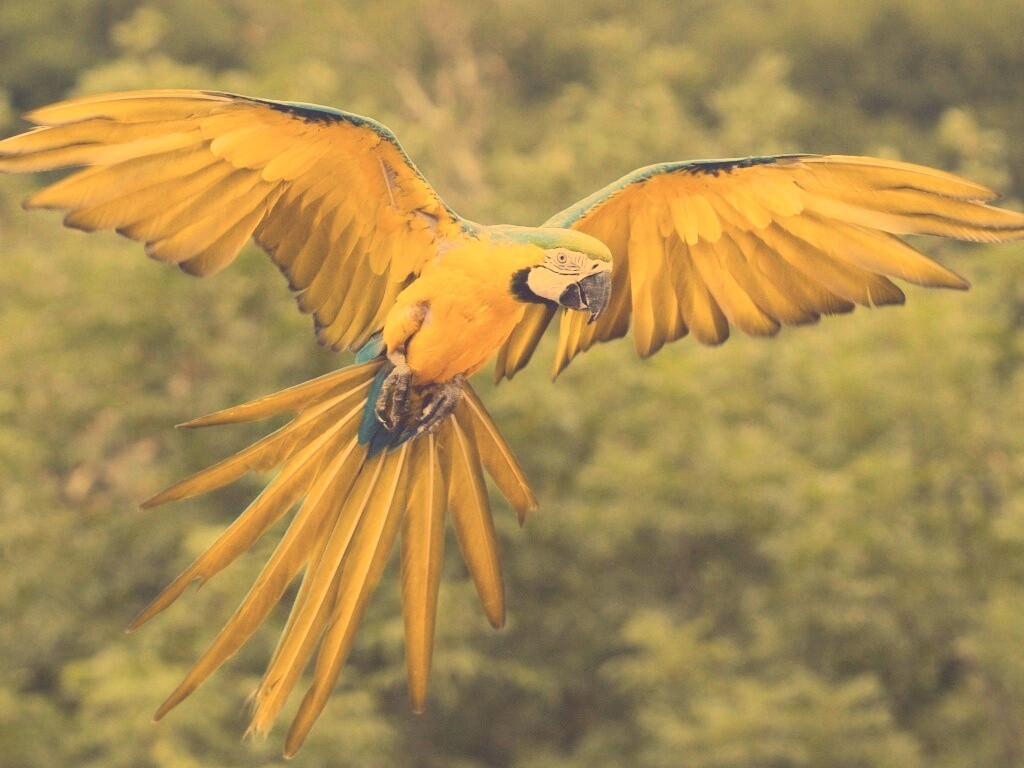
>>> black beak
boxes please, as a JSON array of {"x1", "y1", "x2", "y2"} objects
[{"x1": 558, "y1": 270, "x2": 612, "y2": 324}]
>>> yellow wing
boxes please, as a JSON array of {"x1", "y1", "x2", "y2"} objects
[
  {"x1": 0, "y1": 89, "x2": 467, "y2": 351},
  {"x1": 495, "y1": 155, "x2": 1024, "y2": 380}
]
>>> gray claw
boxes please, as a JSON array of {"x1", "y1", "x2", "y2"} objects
[
  {"x1": 413, "y1": 374, "x2": 465, "y2": 439},
  {"x1": 375, "y1": 360, "x2": 413, "y2": 432}
]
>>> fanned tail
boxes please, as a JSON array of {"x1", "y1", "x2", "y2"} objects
[{"x1": 134, "y1": 358, "x2": 537, "y2": 757}]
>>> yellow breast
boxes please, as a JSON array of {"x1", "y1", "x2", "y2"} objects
[{"x1": 383, "y1": 239, "x2": 544, "y2": 383}]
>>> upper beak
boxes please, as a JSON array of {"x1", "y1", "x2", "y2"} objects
[{"x1": 559, "y1": 270, "x2": 612, "y2": 324}]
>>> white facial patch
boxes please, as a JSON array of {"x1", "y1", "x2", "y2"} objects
[
  {"x1": 524, "y1": 249, "x2": 611, "y2": 302},
  {"x1": 526, "y1": 263, "x2": 579, "y2": 302},
  {"x1": 543, "y1": 249, "x2": 589, "y2": 275}
]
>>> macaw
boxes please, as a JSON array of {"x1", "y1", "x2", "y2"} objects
[{"x1": 3, "y1": 89, "x2": 1024, "y2": 755}]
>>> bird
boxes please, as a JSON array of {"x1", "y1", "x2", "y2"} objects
[{"x1": 2, "y1": 88, "x2": 1024, "y2": 756}]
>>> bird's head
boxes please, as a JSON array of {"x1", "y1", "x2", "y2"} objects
[
  {"x1": 506, "y1": 228, "x2": 613, "y2": 324},
  {"x1": 516, "y1": 248, "x2": 611, "y2": 324}
]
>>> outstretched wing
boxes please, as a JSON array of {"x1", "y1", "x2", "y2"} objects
[
  {"x1": 0, "y1": 89, "x2": 467, "y2": 351},
  {"x1": 495, "y1": 155, "x2": 1024, "y2": 380}
]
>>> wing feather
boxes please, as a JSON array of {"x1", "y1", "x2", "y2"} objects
[
  {"x1": 25, "y1": 149, "x2": 219, "y2": 210},
  {"x1": 116, "y1": 169, "x2": 264, "y2": 244},
  {"x1": 783, "y1": 212, "x2": 969, "y2": 290},
  {"x1": 499, "y1": 154, "x2": 1022, "y2": 378},
  {"x1": 294, "y1": 207, "x2": 370, "y2": 316},
  {"x1": 25, "y1": 91, "x2": 229, "y2": 124},
  {"x1": 689, "y1": 237, "x2": 780, "y2": 337},
  {"x1": 146, "y1": 180, "x2": 276, "y2": 266},
  {"x1": 0, "y1": 130, "x2": 204, "y2": 172},
  {"x1": 671, "y1": 236, "x2": 730, "y2": 346},
  {"x1": 736, "y1": 226, "x2": 854, "y2": 317},
  {"x1": 494, "y1": 304, "x2": 556, "y2": 381},
  {"x1": 765, "y1": 219, "x2": 904, "y2": 307},
  {"x1": 179, "y1": 198, "x2": 278, "y2": 276},
  {"x1": 627, "y1": 204, "x2": 670, "y2": 356},
  {"x1": 799, "y1": 155, "x2": 999, "y2": 201},
  {"x1": 553, "y1": 306, "x2": 591, "y2": 375},
  {"x1": 800, "y1": 189, "x2": 1024, "y2": 242},
  {"x1": 59, "y1": 162, "x2": 237, "y2": 232},
  {"x1": 0, "y1": 118, "x2": 197, "y2": 154},
  {"x1": 718, "y1": 231, "x2": 817, "y2": 325},
  {"x1": 0, "y1": 89, "x2": 467, "y2": 349}
]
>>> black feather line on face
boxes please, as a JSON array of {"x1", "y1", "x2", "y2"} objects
[{"x1": 511, "y1": 268, "x2": 556, "y2": 307}]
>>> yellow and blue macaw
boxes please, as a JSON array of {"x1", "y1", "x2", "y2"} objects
[{"x1": 3, "y1": 89, "x2": 1024, "y2": 755}]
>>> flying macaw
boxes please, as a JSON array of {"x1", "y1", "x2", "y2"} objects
[{"x1": 3, "y1": 89, "x2": 1024, "y2": 755}]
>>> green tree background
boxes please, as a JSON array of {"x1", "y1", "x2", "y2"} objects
[{"x1": 3, "y1": 1, "x2": 1024, "y2": 766}]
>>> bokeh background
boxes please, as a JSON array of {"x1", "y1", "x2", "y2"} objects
[{"x1": 4, "y1": 1, "x2": 1024, "y2": 766}]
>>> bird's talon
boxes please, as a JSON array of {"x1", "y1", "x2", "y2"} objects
[
  {"x1": 413, "y1": 374, "x2": 464, "y2": 438},
  {"x1": 375, "y1": 361, "x2": 413, "y2": 432}
]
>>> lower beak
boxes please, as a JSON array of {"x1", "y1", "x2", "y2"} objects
[{"x1": 565, "y1": 270, "x2": 611, "y2": 324}]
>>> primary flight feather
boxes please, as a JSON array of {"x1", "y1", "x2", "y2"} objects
[{"x1": 3, "y1": 89, "x2": 1023, "y2": 755}]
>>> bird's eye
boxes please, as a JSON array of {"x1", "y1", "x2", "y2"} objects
[{"x1": 556, "y1": 252, "x2": 568, "y2": 265}]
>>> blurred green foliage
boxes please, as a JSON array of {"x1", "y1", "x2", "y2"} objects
[{"x1": 3, "y1": 1, "x2": 1024, "y2": 766}]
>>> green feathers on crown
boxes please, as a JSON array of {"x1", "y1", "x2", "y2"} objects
[{"x1": 486, "y1": 224, "x2": 613, "y2": 262}]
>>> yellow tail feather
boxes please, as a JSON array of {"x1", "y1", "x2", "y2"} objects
[
  {"x1": 137, "y1": 361, "x2": 536, "y2": 753},
  {"x1": 400, "y1": 435, "x2": 447, "y2": 712}
]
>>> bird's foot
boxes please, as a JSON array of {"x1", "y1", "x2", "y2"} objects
[
  {"x1": 375, "y1": 355, "x2": 413, "y2": 432},
  {"x1": 413, "y1": 374, "x2": 465, "y2": 439}
]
